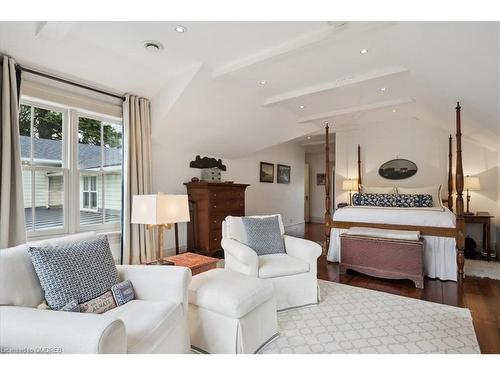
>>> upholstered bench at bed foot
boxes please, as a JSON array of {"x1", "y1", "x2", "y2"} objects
[
  {"x1": 188, "y1": 269, "x2": 278, "y2": 354},
  {"x1": 340, "y1": 228, "x2": 425, "y2": 289}
]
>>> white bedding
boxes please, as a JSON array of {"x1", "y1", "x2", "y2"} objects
[
  {"x1": 332, "y1": 206, "x2": 456, "y2": 228},
  {"x1": 327, "y1": 206, "x2": 457, "y2": 281}
]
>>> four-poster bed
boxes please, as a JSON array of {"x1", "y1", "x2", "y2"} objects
[{"x1": 324, "y1": 103, "x2": 465, "y2": 281}]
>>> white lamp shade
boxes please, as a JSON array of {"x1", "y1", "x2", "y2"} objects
[
  {"x1": 131, "y1": 194, "x2": 190, "y2": 225},
  {"x1": 464, "y1": 176, "x2": 480, "y2": 191},
  {"x1": 342, "y1": 179, "x2": 358, "y2": 191}
]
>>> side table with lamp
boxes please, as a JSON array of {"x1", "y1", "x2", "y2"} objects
[{"x1": 462, "y1": 176, "x2": 495, "y2": 261}]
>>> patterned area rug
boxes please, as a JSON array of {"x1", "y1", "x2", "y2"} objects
[
  {"x1": 465, "y1": 258, "x2": 500, "y2": 280},
  {"x1": 260, "y1": 280, "x2": 480, "y2": 354}
]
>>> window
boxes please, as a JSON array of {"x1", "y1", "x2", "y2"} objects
[
  {"x1": 82, "y1": 175, "x2": 98, "y2": 211},
  {"x1": 19, "y1": 100, "x2": 122, "y2": 237},
  {"x1": 77, "y1": 114, "x2": 122, "y2": 227},
  {"x1": 20, "y1": 102, "x2": 66, "y2": 234}
]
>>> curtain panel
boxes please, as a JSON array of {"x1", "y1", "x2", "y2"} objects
[
  {"x1": 122, "y1": 95, "x2": 155, "y2": 264},
  {"x1": 0, "y1": 56, "x2": 25, "y2": 248}
]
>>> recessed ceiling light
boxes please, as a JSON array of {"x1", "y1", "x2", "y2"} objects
[
  {"x1": 307, "y1": 136, "x2": 311, "y2": 139},
  {"x1": 174, "y1": 25, "x2": 187, "y2": 33},
  {"x1": 259, "y1": 80, "x2": 267, "y2": 85},
  {"x1": 299, "y1": 105, "x2": 305, "y2": 109},
  {"x1": 143, "y1": 40, "x2": 163, "y2": 52},
  {"x1": 380, "y1": 87, "x2": 386, "y2": 92},
  {"x1": 360, "y1": 48, "x2": 369, "y2": 55},
  {"x1": 392, "y1": 109, "x2": 397, "y2": 113}
]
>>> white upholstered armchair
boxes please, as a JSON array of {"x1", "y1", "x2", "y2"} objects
[
  {"x1": 0, "y1": 232, "x2": 191, "y2": 354},
  {"x1": 221, "y1": 215, "x2": 322, "y2": 310}
]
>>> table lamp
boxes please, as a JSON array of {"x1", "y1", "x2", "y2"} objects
[
  {"x1": 342, "y1": 179, "x2": 358, "y2": 205},
  {"x1": 131, "y1": 193, "x2": 190, "y2": 260},
  {"x1": 463, "y1": 175, "x2": 480, "y2": 215}
]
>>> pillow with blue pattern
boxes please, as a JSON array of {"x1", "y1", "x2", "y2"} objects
[
  {"x1": 352, "y1": 193, "x2": 433, "y2": 208},
  {"x1": 29, "y1": 236, "x2": 120, "y2": 310},
  {"x1": 352, "y1": 193, "x2": 398, "y2": 207}
]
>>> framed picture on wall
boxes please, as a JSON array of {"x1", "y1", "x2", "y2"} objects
[
  {"x1": 260, "y1": 162, "x2": 274, "y2": 183},
  {"x1": 277, "y1": 164, "x2": 291, "y2": 184},
  {"x1": 317, "y1": 173, "x2": 325, "y2": 185}
]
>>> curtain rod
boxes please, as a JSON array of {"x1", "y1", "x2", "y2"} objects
[{"x1": 16, "y1": 64, "x2": 126, "y2": 101}]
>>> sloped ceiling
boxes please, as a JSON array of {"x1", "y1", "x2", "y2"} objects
[{"x1": 1, "y1": 21, "x2": 499, "y2": 157}]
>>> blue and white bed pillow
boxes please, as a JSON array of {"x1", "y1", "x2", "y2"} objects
[
  {"x1": 352, "y1": 193, "x2": 433, "y2": 208},
  {"x1": 397, "y1": 194, "x2": 433, "y2": 207},
  {"x1": 352, "y1": 193, "x2": 397, "y2": 207}
]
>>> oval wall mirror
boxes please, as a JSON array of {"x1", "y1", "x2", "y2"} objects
[{"x1": 378, "y1": 159, "x2": 418, "y2": 180}]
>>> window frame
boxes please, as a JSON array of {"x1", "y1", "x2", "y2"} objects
[
  {"x1": 72, "y1": 109, "x2": 123, "y2": 233},
  {"x1": 20, "y1": 99, "x2": 69, "y2": 238},
  {"x1": 20, "y1": 97, "x2": 123, "y2": 240}
]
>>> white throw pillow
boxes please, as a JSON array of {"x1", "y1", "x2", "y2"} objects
[
  {"x1": 360, "y1": 185, "x2": 396, "y2": 194},
  {"x1": 397, "y1": 184, "x2": 443, "y2": 208}
]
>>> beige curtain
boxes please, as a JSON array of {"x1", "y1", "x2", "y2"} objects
[
  {"x1": 122, "y1": 95, "x2": 154, "y2": 264},
  {"x1": 0, "y1": 56, "x2": 25, "y2": 248}
]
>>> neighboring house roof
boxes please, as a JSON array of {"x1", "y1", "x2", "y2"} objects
[{"x1": 20, "y1": 135, "x2": 122, "y2": 169}]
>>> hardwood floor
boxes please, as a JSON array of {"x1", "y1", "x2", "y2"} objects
[{"x1": 286, "y1": 222, "x2": 500, "y2": 354}]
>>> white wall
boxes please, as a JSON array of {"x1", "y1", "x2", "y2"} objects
[
  {"x1": 151, "y1": 138, "x2": 305, "y2": 253},
  {"x1": 335, "y1": 118, "x2": 499, "y2": 251}
]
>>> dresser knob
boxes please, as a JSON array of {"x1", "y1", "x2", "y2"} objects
[{"x1": 213, "y1": 205, "x2": 217, "y2": 209}]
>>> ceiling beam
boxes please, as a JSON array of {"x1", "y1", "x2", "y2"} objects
[
  {"x1": 264, "y1": 66, "x2": 408, "y2": 106},
  {"x1": 212, "y1": 22, "x2": 397, "y2": 78},
  {"x1": 297, "y1": 97, "x2": 415, "y2": 123}
]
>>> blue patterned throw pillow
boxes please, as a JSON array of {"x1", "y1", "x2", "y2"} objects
[
  {"x1": 352, "y1": 193, "x2": 433, "y2": 208},
  {"x1": 241, "y1": 216, "x2": 286, "y2": 256},
  {"x1": 396, "y1": 194, "x2": 433, "y2": 207},
  {"x1": 29, "y1": 236, "x2": 120, "y2": 310},
  {"x1": 352, "y1": 193, "x2": 398, "y2": 207},
  {"x1": 111, "y1": 280, "x2": 135, "y2": 306}
]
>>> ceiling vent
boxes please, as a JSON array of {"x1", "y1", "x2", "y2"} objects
[{"x1": 143, "y1": 40, "x2": 164, "y2": 52}]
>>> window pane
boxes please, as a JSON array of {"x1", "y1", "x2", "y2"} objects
[
  {"x1": 34, "y1": 170, "x2": 64, "y2": 230},
  {"x1": 80, "y1": 174, "x2": 102, "y2": 226},
  {"x1": 19, "y1": 105, "x2": 31, "y2": 166},
  {"x1": 22, "y1": 169, "x2": 33, "y2": 231},
  {"x1": 103, "y1": 123, "x2": 122, "y2": 169},
  {"x1": 104, "y1": 173, "x2": 121, "y2": 224},
  {"x1": 78, "y1": 117, "x2": 102, "y2": 170},
  {"x1": 33, "y1": 108, "x2": 63, "y2": 167},
  {"x1": 90, "y1": 192, "x2": 97, "y2": 209},
  {"x1": 90, "y1": 176, "x2": 97, "y2": 191},
  {"x1": 83, "y1": 192, "x2": 89, "y2": 208}
]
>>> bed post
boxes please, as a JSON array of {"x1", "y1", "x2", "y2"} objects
[
  {"x1": 325, "y1": 122, "x2": 331, "y2": 250},
  {"x1": 357, "y1": 144, "x2": 362, "y2": 189},
  {"x1": 455, "y1": 102, "x2": 465, "y2": 282},
  {"x1": 448, "y1": 135, "x2": 453, "y2": 211}
]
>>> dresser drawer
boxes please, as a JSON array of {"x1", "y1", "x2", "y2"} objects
[
  {"x1": 211, "y1": 200, "x2": 244, "y2": 212},
  {"x1": 210, "y1": 215, "x2": 226, "y2": 230},
  {"x1": 210, "y1": 230, "x2": 222, "y2": 250},
  {"x1": 210, "y1": 190, "x2": 244, "y2": 202}
]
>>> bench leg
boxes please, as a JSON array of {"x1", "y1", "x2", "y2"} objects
[
  {"x1": 413, "y1": 276, "x2": 424, "y2": 289},
  {"x1": 339, "y1": 264, "x2": 347, "y2": 275}
]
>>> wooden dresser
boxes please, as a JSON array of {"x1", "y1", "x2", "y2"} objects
[{"x1": 184, "y1": 182, "x2": 249, "y2": 256}]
